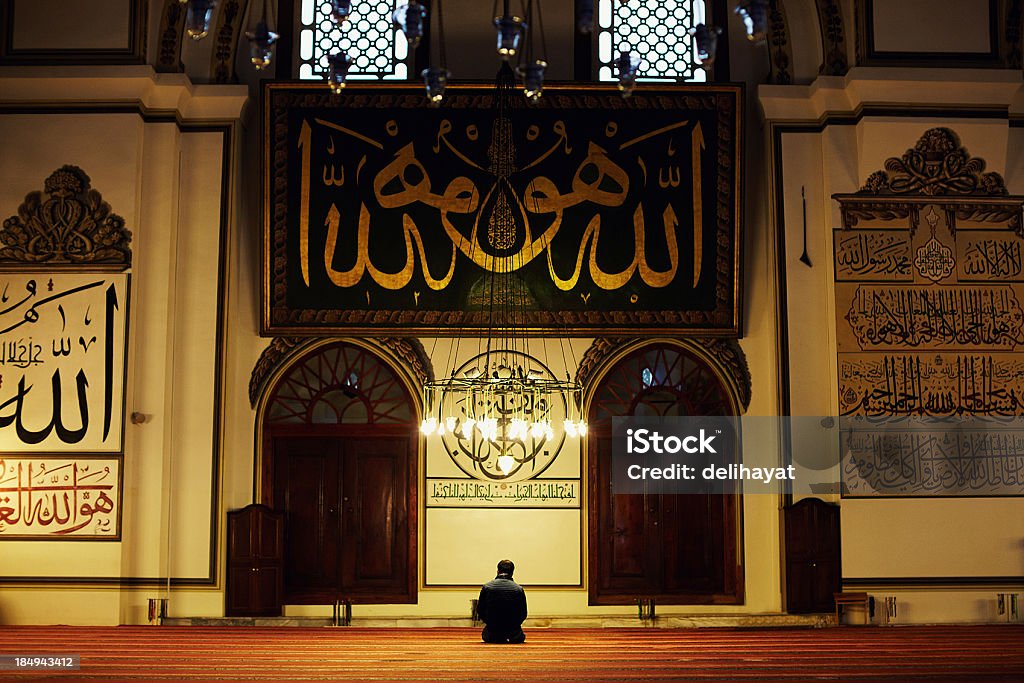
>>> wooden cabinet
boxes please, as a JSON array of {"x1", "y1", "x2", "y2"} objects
[
  {"x1": 784, "y1": 498, "x2": 841, "y2": 614},
  {"x1": 226, "y1": 504, "x2": 284, "y2": 617}
]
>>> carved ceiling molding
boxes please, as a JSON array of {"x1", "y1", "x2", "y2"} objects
[
  {"x1": 766, "y1": 0, "x2": 794, "y2": 85},
  {"x1": 814, "y1": 0, "x2": 849, "y2": 76},
  {"x1": 833, "y1": 128, "x2": 1024, "y2": 235},
  {"x1": 576, "y1": 337, "x2": 752, "y2": 413},
  {"x1": 211, "y1": 0, "x2": 250, "y2": 84},
  {"x1": 248, "y1": 336, "x2": 434, "y2": 408},
  {"x1": 155, "y1": 0, "x2": 186, "y2": 72},
  {"x1": 0, "y1": 166, "x2": 132, "y2": 270}
]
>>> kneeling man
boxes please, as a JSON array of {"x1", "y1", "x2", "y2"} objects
[{"x1": 477, "y1": 559, "x2": 527, "y2": 643}]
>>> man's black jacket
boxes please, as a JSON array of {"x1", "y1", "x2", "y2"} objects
[{"x1": 477, "y1": 574, "x2": 527, "y2": 636}]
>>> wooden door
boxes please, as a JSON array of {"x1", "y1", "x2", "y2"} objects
[
  {"x1": 340, "y1": 436, "x2": 411, "y2": 599},
  {"x1": 587, "y1": 343, "x2": 743, "y2": 606},
  {"x1": 591, "y1": 433, "x2": 737, "y2": 604},
  {"x1": 272, "y1": 434, "x2": 415, "y2": 604},
  {"x1": 784, "y1": 498, "x2": 840, "y2": 613},
  {"x1": 274, "y1": 437, "x2": 342, "y2": 602}
]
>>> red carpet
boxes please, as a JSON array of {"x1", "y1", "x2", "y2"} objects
[{"x1": 0, "y1": 625, "x2": 1021, "y2": 681}]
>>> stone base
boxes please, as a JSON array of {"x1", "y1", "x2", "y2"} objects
[{"x1": 163, "y1": 614, "x2": 832, "y2": 628}]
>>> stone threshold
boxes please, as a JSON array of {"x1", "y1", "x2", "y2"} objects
[{"x1": 164, "y1": 614, "x2": 832, "y2": 628}]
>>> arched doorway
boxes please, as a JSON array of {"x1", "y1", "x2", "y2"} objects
[
  {"x1": 258, "y1": 341, "x2": 419, "y2": 604},
  {"x1": 587, "y1": 342, "x2": 744, "y2": 605}
]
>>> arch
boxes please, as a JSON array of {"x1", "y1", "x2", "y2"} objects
[
  {"x1": 577, "y1": 337, "x2": 751, "y2": 415},
  {"x1": 767, "y1": 0, "x2": 794, "y2": 85},
  {"x1": 581, "y1": 338, "x2": 745, "y2": 605},
  {"x1": 155, "y1": 0, "x2": 187, "y2": 72},
  {"x1": 813, "y1": 0, "x2": 849, "y2": 75},
  {"x1": 252, "y1": 338, "x2": 424, "y2": 604}
]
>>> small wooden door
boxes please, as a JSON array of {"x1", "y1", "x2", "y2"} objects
[
  {"x1": 273, "y1": 435, "x2": 413, "y2": 604},
  {"x1": 226, "y1": 504, "x2": 284, "y2": 616},
  {"x1": 784, "y1": 497, "x2": 841, "y2": 613}
]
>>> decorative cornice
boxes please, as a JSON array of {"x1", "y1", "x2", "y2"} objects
[
  {"x1": 248, "y1": 336, "x2": 434, "y2": 408},
  {"x1": 857, "y1": 127, "x2": 1007, "y2": 196},
  {"x1": 0, "y1": 166, "x2": 132, "y2": 269},
  {"x1": 576, "y1": 337, "x2": 752, "y2": 412}
]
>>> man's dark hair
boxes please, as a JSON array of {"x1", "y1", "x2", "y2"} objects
[{"x1": 496, "y1": 559, "x2": 515, "y2": 577}]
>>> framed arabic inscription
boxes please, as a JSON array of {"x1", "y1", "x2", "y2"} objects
[
  {"x1": 832, "y1": 127, "x2": 1024, "y2": 497},
  {"x1": 262, "y1": 83, "x2": 742, "y2": 335}
]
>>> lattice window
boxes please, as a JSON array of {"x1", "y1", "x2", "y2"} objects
[
  {"x1": 589, "y1": 344, "x2": 731, "y2": 424},
  {"x1": 297, "y1": 0, "x2": 410, "y2": 80},
  {"x1": 267, "y1": 343, "x2": 415, "y2": 425},
  {"x1": 596, "y1": 0, "x2": 707, "y2": 83}
]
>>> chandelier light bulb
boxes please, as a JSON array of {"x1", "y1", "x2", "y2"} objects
[
  {"x1": 326, "y1": 52, "x2": 353, "y2": 93},
  {"x1": 577, "y1": 421, "x2": 588, "y2": 437},
  {"x1": 494, "y1": 15, "x2": 527, "y2": 59},
  {"x1": 393, "y1": 2, "x2": 427, "y2": 48},
  {"x1": 736, "y1": 0, "x2": 770, "y2": 44},
  {"x1": 329, "y1": 0, "x2": 354, "y2": 23},
  {"x1": 460, "y1": 418, "x2": 476, "y2": 440},
  {"x1": 445, "y1": 416, "x2": 458, "y2": 433},
  {"x1": 519, "y1": 59, "x2": 547, "y2": 102},
  {"x1": 530, "y1": 421, "x2": 546, "y2": 439},
  {"x1": 509, "y1": 419, "x2": 528, "y2": 441},
  {"x1": 564, "y1": 420, "x2": 578, "y2": 438},
  {"x1": 497, "y1": 454, "x2": 516, "y2": 475},
  {"x1": 246, "y1": 20, "x2": 279, "y2": 71},
  {"x1": 690, "y1": 23, "x2": 722, "y2": 69},
  {"x1": 420, "y1": 417, "x2": 437, "y2": 435},
  {"x1": 422, "y1": 67, "x2": 451, "y2": 107},
  {"x1": 615, "y1": 51, "x2": 642, "y2": 97},
  {"x1": 185, "y1": 0, "x2": 218, "y2": 41}
]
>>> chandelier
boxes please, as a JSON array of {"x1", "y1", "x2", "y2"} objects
[{"x1": 418, "y1": 66, "x2": 586, "y2": 478}]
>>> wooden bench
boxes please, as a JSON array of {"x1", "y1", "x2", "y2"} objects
[{"x1": 834, "y1": 592, "x2": 870, "y2": 625}]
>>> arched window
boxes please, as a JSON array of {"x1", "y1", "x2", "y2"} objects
[
  {"x1": 297, "y1": 0, "x2": 412, "y2": 81},
  {"x1": 595, "y1": 0, "x2": 710, "y2": 83},
  {"x1": 589, "y1": 343, "x2": 734, "y2": 426},
  {"x1": 265, "y1": 342, "x2": 416, "y2": 426}
]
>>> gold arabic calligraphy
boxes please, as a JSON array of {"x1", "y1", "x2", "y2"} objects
[{"x1": 297, "y1": 116, "x2": 707, "y2": 293}]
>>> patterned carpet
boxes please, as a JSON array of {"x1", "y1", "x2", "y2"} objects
[{"x1": 0, "y1": 625, "x2": 1021, "y2": 681}]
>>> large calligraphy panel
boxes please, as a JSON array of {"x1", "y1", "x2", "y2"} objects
[
  {"x1": 0, "y1": 456, "x2": 121, "y2": 538},
  {"x1": 0, "y1": 274, "x2": 128, "y2": 452},
  {"x1": 262, "y1": 84, "x2": 742, "y2": 335},
  {"x1": 832, "y1": 127, "x2": 1024, "y2": 495}
]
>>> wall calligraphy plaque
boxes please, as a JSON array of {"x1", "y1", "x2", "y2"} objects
[
  {"x1": 0, "y1": 456, "x2": 121, "y2": 538},
  {"x1": 0, "y1": 273, "x2": 128, "y2": 453},
  {"x1": 831, "y1": 127, "x2": 1024, "y2": 496},
  {"x1": 262, "y1": 84, "x2": 742, "y2": 335}
]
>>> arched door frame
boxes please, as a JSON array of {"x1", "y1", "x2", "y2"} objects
[
  {"x1": 249, "y1": 336, "x2": 428, "y2": 603},
  {"x1": 579, "y1": 337, "x2": 750, "y2": 605}
]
